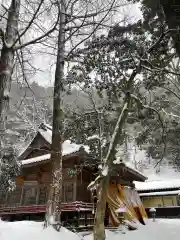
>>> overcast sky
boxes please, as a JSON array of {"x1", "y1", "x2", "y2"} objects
[
  {"x1": 31, "y1": 2, "x2": 142, "y2": 87},
  {"x1": 0, "y1": 0, "x2": 142, "y2": 87}
]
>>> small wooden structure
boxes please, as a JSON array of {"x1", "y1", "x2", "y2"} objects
[
  {"x1": 0, "y1": 123, "x2": 147, "y2": 229},
  {"x1": 136, "y1": 179, "x2": 180, "y2": 218}
]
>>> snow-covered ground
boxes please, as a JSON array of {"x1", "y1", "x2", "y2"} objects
[
  {"x1": 0, "y1": 220, "x2": 83, "y2": 240},
  {"x1": 84, "y1": 219, "x2": 180, "y2": 240},
  {"x1": 1, "y1": 219, "x2": 180, "y2": 240}
]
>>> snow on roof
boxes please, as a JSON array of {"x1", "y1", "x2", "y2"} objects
[
  {"x1": 62, "y1": 140, "x2": 89, "y2": 155},
  {"x1": 38, "y1": 123, "x2": 90, "y2": 153},
  {"x1": 135, "y1": 179, "x2": 180, "y2": 192},
  {"x1": 139, "y1": 190, "x2": 180, "y2": 197},
  {"x1": 21, "y1": 140, "x2": 89, "y2": 166},
  {"x1": 112, "y1": 160, "x2": 147, "y2": 181},
  {"x1": 38, "y1": 123, "x2": 52, "y2": 143},
  {"x1": 21, "y1": 154, "x2": 50, "y2": 165},
  {"x1": 125, "y1": 161, "x2": 147, "y2": 180},
  {"x1": 19, "y1": 123, "x2": 89, "y2": 159}
]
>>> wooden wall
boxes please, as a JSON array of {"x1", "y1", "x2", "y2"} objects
[
  {"x1": 18, "y1": 159, "x2": 80, "y2": 184},
  {"x1": 141, "y1": 195, "x2": 178, "y2": 208},
  {"x1": 76, "y1": 168, "x2": 93, "y2": 202},
  {"x1": 15, "y1": 161, "x2": 93, "y2": 204}
]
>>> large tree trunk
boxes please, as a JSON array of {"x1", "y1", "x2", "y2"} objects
[
  {"x1": 160, "y1": 0, "x2": 180, "y2": 57},
  {"x1": 93, "y1": 71, "x2": 137, "y2": 240},
  {"x1": 94, "y1": 176, "x2": 109, "y2": 240},
  {"x1": 0, "y1": 0, "x2": 20, "y2": 155},
  {"x1": 45, "y1": 1, "x2": 65, "y2": 230}
]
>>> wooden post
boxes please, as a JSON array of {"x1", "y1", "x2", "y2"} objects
[
  {"x1": 85, "y1": 211, "x2": 87, "y2": 226},
  {"x1": 20, "y1": 185, "x2": 24, "y2": 206},
  {"x1": 77, "y1": 211, "x2": 80, "y2": 227},
  {"x1": 74, "y1": 178, "x2": 77, "y2": 202},
  {"x1": 162, "y1": 196, "x2": 165, "y2": 207},
  {"x1": 36, "y1": 186, "x2": 40, "y2": 205},
  {"x1": 5, "y1": 191, "x2": 9, "y2": 207},
  {"x1": 81, "y1": 167, "x2": 83, "y2": 184}
]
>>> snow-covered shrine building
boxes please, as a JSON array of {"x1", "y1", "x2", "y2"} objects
[
  {"x1": 136, "y1": 179, "x2": 180, "y2": 218},
  {"x1": 0, "y1": 123, "x2": 147, "y2": 229}
]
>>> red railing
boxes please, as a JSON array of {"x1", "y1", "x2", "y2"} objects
[{"x1": 0, "y1": 202, "x2": 93, "y2": 215}]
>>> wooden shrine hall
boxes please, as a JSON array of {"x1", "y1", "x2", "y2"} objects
[{"x1": 0, "y1": 123, "x2": 148, "y2": 229}]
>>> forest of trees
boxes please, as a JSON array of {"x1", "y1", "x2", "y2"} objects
[{"x1": 1, "y1": 0, "x2": 180, "y2": 239}]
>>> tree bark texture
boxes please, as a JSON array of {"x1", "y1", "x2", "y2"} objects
[
  {"x1": 93, "y1": 70, "x2": 137, "y2": 240},
  {"x1": 45, "y1": 1, "x2": 65, "y2": 229},
  {"x1": 0, "y1": 0, "x2": 20, "y2": 154},
  {"x1": 93, "y1": 176, "x2": 109, "y2": 240}
]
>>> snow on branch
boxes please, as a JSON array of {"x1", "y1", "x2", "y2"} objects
[
  {"x1": 104, "y1": 102, "x2": 128, "y2": 163},
  {"x1": 162, "y1": 108, "x2": 180, "y2": 120},
  {"x1": 87, "y1": 175, "x2": 101, "y2": 191},
  {"x1": 101, "y1": 165, "x2": 109, "y2": 176},
  {"x1": 87, "y1": 135, "x2": 101, "y2": 140}
]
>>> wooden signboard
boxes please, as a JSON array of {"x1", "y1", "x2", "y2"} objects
[{"x1": 16, "y1": 176, "x2": 24, "y2": 185}]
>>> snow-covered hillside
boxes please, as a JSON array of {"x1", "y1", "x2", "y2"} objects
[{"x1": 126, "y1": 141, "x2": 180, "y2": 181}]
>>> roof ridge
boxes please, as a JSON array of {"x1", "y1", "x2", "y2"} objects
[{"x1": 40, "y1": 122, "x2": 52, "y2": 131}]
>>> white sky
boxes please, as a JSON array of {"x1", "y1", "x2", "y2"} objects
[
  {"x1": 31, "y1": 2, "x2": 142, "y2": 87},
  {"x1": 0, "y1": 1, "x2": 142, "y2": 87}
]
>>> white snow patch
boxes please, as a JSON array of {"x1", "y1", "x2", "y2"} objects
[
  {"x1": 87, "y1": 135, "x2": 100, "y2": 140},
  {"x1": 87, "y1": 180, "x2": 96, "y2": 190},
  {"x1": 62, "y1": 140, "x2": 90, "y2": 156},
  {"x1": 135, "y1": 179, "x2": 180, "y2": 191},
  {"x1": 84, "y1": 219, "x2": 180, "y2": 240},
  {"x1": 0, "y1": 220, "x2": 82, "y2": 240},
  {"x1": 101, "y1": 166, "x2": 109, "y2": 176},
  {"x1": 22, "y1": 154, "x2": 50, "y2": 165},
  {"x1": 39, "y1": 127, "x2": 52, "y2": 143},
  {"x1": 149, "y1": 208, "x2": 156, "y2": 212},
  {"x1": 139, "y1": 190, "x2": 180, "y2": 197},
  {"x1": 2, "y1": 219, "x2": 180, "y2": 240},
  {"x1": 143, "y1": 165, "x2": 180, "y2": 182},
  {"x1": 87, "y1": 174, "x2": 102, "y2": 191},
  {"x1": 47, "y1": 215, "x2": 56, "y2": 225},
  {"x1": 98, "y1": 164, "x2": 103, "y2": 170}
]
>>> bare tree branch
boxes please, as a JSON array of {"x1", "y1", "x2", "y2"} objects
[{"x1": 13, "y1": 0, "x2": 45, "y2": 47}]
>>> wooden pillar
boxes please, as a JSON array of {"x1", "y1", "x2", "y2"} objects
[
  {"x1": 5, "y1": 191, "x2": 8, "y2": 206},
  {"x1": 20, "y1": 185, "x2": 24, "y2": 206},
  {"x1": 162, "y1": 196, "x2": 165, "y2": 207},
  {"x1": 85, "y1": 211, "x2": 87, "y2": 226},
  {"x1": 80, "y1": 167, "x2": 83, "y2": 184},
  {"x1": 36, "y1": 186, "x2": 40, "y2": 205},
  {"x1": 74, "y1": 211, "x2": 79, "y2": 227},
  {"x1": 73, "y1": 180, "x2": 77, "y2": 202},
  {"x1": 77, "y1": 211, "x2": 80, "y2": 227}
]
